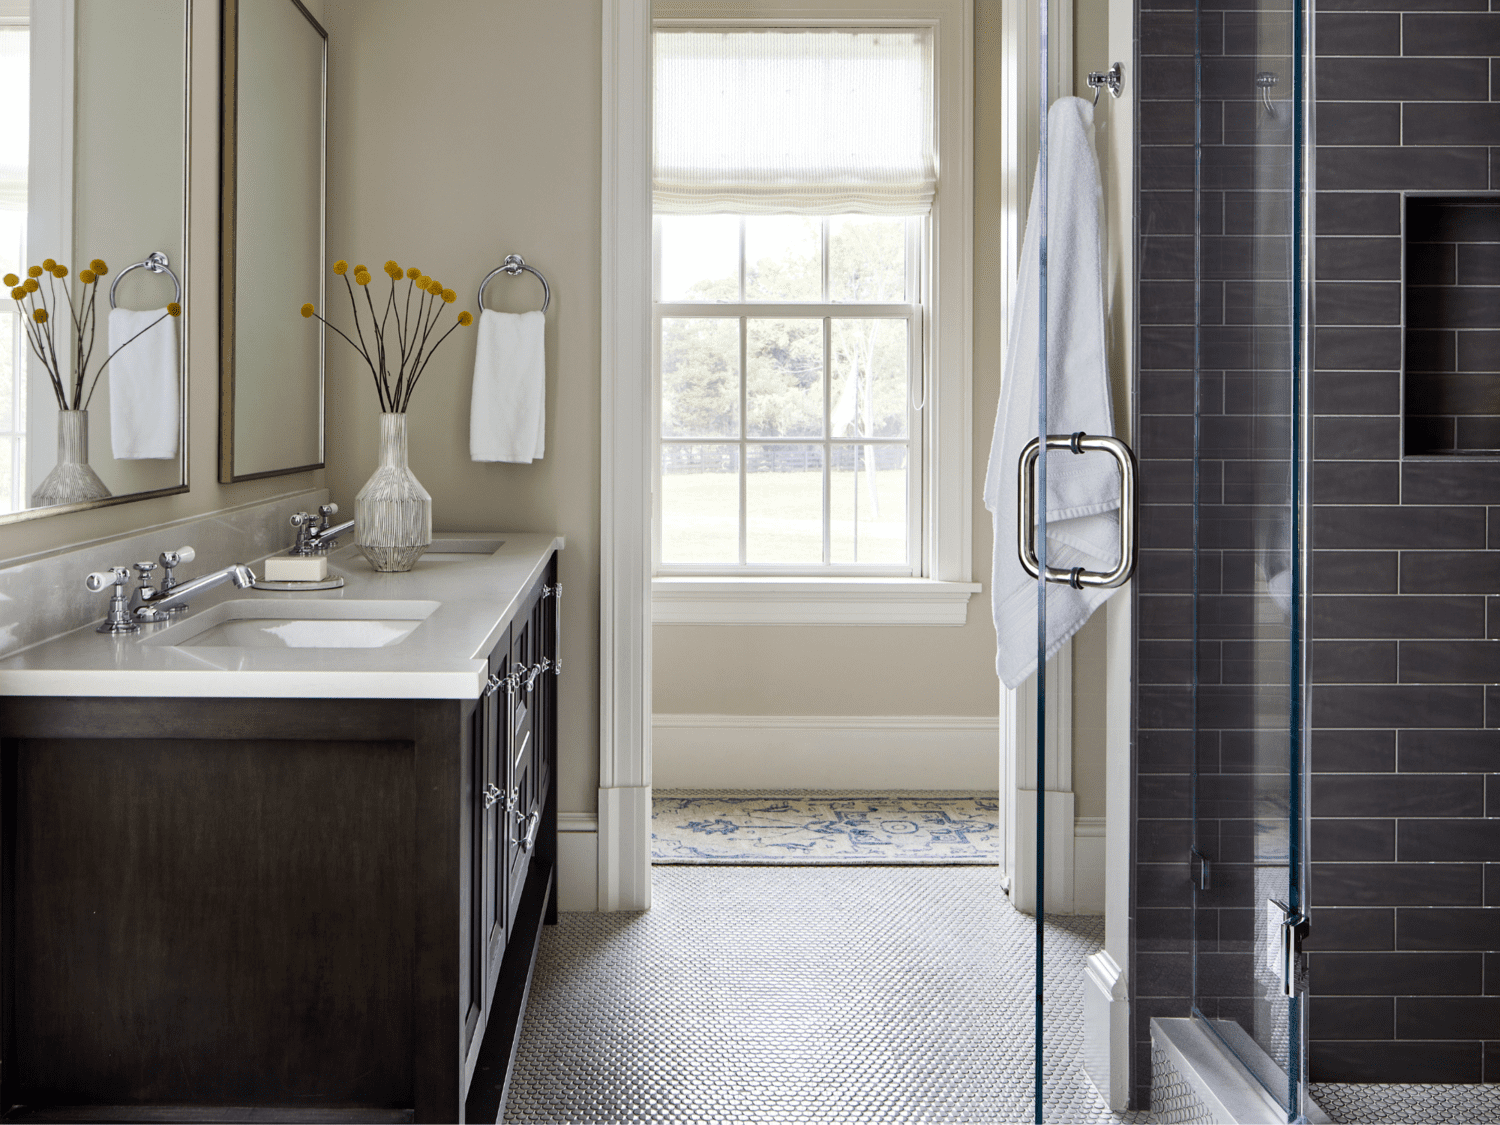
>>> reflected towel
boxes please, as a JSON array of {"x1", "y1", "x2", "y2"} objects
[
  {"x1": 107, "y1": 307, "x2": 179, "y2": 459},
  {"x1": 470, "y1": 309, "x2": 546, "y2": 463},
  {"x1": 984, "y1": 97, "x2": 1122, "y2": 690}
]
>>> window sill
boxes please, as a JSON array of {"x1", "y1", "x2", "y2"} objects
[{"x1": 651, "y1": 577, "x2": 983, "y2": 626}]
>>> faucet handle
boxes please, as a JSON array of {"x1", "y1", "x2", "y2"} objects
[
  {"x1": 290, "y1": 511, "x2": 317, "y2": 527},
  {"x1": 160, "y1": 545, "x2": 195, "y2": 568},
  {"x1": 134, "y1": 560, "x2": 158, "y2": 580},
  {"x1": 85, "y1": 566, "x2": 130, "y2": 592},
  {"x1": 319, "y1": 503, "x2": 339, "y2": 521}
]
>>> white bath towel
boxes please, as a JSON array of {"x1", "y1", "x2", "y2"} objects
[
  {"x1": 107, "y1": 307, "x2": 179, "y2": 459},
  {"x1": 470, "y1": 309, "x2": 546, "y2": 463},
  {"x1": 985, "y1": 97, "x2": 1122, "y2": 690}
]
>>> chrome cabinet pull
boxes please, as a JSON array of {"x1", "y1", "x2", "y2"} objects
[
  {"x1": 483, "y1": 672, "x2": 503, "y2": 698},
  {"x1": 1017, "y1": 432, "x2": 1138, "y2": 589},
  {"x1": 482, "y1": 783, "x2": 502, "y2": 811},
  {"x1": 543, "y1": 581, "x2": 562, "y2": 675},
  {"x1": 518, "y1": 809, "x2": 541, "y2": 852}
]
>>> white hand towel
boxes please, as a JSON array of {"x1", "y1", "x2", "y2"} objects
[
  {"x1": 107, "y1": 307, "x2": 179, "y2": 459},
  {"x1": 470, "y1": 309, "x2": 546, "y2": 463},
  {"x1": 984, "y1": 97, "x2": 1122, "y2": 690}
]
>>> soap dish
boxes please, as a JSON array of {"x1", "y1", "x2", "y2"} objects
[{"x1": 252, "y1": 576, "x2": 345, "y2": 592}]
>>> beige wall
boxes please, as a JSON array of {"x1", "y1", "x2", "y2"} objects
[
  {"x1": 318, "y1": 0, "x2": 602, "y2": 818},
  {"x1": 2, "y1": 0, "x2": 326, "y2": 567}
]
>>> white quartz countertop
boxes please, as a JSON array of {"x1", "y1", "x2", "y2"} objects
[{"x1": 0, "y1": 532, "x2": 563, "y2": 699}]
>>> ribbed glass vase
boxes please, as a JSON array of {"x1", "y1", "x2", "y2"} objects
[
  {"x1": 355, "y1": 412, "x2": 432, "y2": 572},
  {"x1": 30, "y1": 409, "x2": 111, "y2": 508}
]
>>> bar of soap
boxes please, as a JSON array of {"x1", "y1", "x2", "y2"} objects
[{"x1": 263, "y1": 555, "x2": 329, "y2": 582}]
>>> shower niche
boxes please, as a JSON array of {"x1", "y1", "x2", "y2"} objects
[{"x1": 1404, "y1": 195, "x2": 1500, "y2": 455}]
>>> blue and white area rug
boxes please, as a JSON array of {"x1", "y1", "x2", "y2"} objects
[{"x1": 652, "y1": 790, "x2": 1000, "y2": 865}]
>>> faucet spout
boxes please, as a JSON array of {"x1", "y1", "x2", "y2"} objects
[{"x1": 135, "y1": 563, "x2": 256, "y2": 618}]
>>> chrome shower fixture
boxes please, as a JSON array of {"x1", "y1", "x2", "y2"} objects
[{"x1": 1257, "y1": 71, "x2": 1279, "y2": 119}]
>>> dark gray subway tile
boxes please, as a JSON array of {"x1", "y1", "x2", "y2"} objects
[
  {"x1": 1406, "y1": 415, "x2": 1458, "y2": 453},
  {"x1": 1312, "y1": 640, "x2": 1398, "y2": 683},
  {"x1": 1318, "y1": 146, "x2": 1490, "y2": 191},
  {"x1": 1139, "y1": 281, "x2": 1203, "y2": 328},
  {"x1": 1490, "y1": 952, "x2": 1500, "y2": 996},
  {"x1": 1407, "y1": 242, "x2": 1457, "y2": 286},
  {"x1": 1315, "y1": 192, "x2": 1401, "y2": 236},
  {"x1": 1140, "y1": 325, "x2": 1198, "y2": 370},
  {"x1": 1314, "y1": 416, "x2": 1401, "y2": 459},
  {"x1": 1400, "y1": 729, "x2": 1500, "y2": 772},
  {"x1": 1315, "y1": 282, "x2": 1401, "y2": 326},
  {"x1": 1319, "y1": 102, "x2": 1402, "y2": 145},
  {"x1": 1408, "y1": 286, "x2": 1500, "y2": 329},
  {"x1": 1312, "y1": 551, "x2": 1398, "y2": 595},
  {"x1": 1489, "y1": 774, "x2": 1499, "y2": 816},
  {"x1": 1312, "y1": 817, "x2": 1396, "y2": 861},
  {"x1": 1318, "y1": 57, "x2": 1489, "y2": 101},
  {"x1": 1458, "y1": 243, "x2": 1500, "y2": 286},
  {"x1": 1314, "y1": 684, "x2": 1484, "y2": 728},
  {"x1": 1315, "y1": 237, "x2": 1402, "y2": 281},
  {"x1": 1318, "y1": 0, "x2": 1486, "y2": 9},
  {"x1": 1487, "y1": 1042, "x2": 1500, "y2": 1083},
  {"x1": 1403, "y1": 374, "x2": 1500, "y2": 417},
  {"x1": 1312, "y1": 461, "x2": 1400, "y2": 505},
  {"x1": 1315, "y1": 506, "x2": 1487, "y2": 550},
  {"x1": 1313, "y1": 592, "x2": 1485, "y2": 637},
  {"x1": 1312, "y1": 729, "x2": 1397, "y2": 773},
  {"x1": 1138, "y1": 415, "x2": 1197, "y2": 459},
  {"x1": 1315, "y1": 329, "x2": 1404, "y2": 373},
  {"x1": 1398, "y1": 997, "x2": 1500, "y2": 1041},
  {"x1": 1318, "y1": 12, "x2": 1402, "y2": 53},
  {"x1": 1400, "y1": 640, "x2": 1500, "y2": 684},
  {"x1": 1455, "y1": 416, "x2": 1500, "y2": 449},
  {"x1": 1400, "y1": 552, "x2": 1500, "y2": 595},
  {"x1": 1404, "y1": 461, "x2": 1500, "y2": 506},
  {"x1": 1400, "y1": 818, "x2": 1500, "y2": 861},
  {"x1": 1139, "y1": 10, "x2": 1198, "y2": 54},
  {"x1": 1137, "y1": 818, "x2": 1195, "y2": 864},
  {"x1": 1137, "y1": 549, "x2": 1196, "y2": 595},
  {"x1": 1305, "y1": 907, "x2": 1395, "y2": 951},
  {"x1": 1404, "y1": 331, "x2": 1457, "y2": 373},
  {"x1": 1311, "y1": 1041, "x2": 1483, "y2": 1085},
  {"x1": 1140, "y1": 191, "x2": 1199, "y2": 237},
  {"x1": 1402, "y1": 12, "x2": 1500, "y2": 55},
  {"x1": 1398, "y1": 907, "x2": 1500, "y2": 951},
  {"x1": 1408, "y1": 199, "x2": 1500, "y2": 243},
  {"x1": 1313, "y1": 773, "x2": 1486, "y2": 818},
  {"x1": 1311, "y1": 951, "x2": 1484, "y2": 994},
  {"x1": 1139, "y1": 593, "x2": 1194, "y2": 639},
  {"x1": 1311, "y1": 997, "x2": 1394, "y2": 1041},
  {"x1": 1405, "y1": 103, "x2": 1500, "y2": 147},
  {"x1": 1139, "y1": 57, "x2": 1198, "y2": 100},
  {"x1": 1489, "y1": 864, "x2": 1500, "y2": 906}
]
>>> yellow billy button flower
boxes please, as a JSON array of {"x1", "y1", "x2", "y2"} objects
[
  {"x1": 353, "y1": 264, "x2": 368, "y2": 275},
  {"x1": 32, "y1": 308, "x2": 46, "y2": 323},
  {"x1": 417, "y1": 275, "x2": 431, "y2": 290},
  {"x1": 167, "y1": 302, "x2": 182, "y2": 317},
  {"x1": 406, "y1": 267, "x2": 420, "y2": 280},
  {"x1": 26, "y1": 266, "x2": 41, "y2": 278},
  {"x1": 41, "y1": 258, "x2": 55, "y2": 271},
  {"x1": 441, "y1": 288, "x2": 456, "y2": 304},
  {"x1": 457, "y1": 310, "x2": 473, "y2": 326},
  {"x1": 355, "y1": 271, "x2": 372, "y2": 286},
  {"x1": 10, "y1": 287, "x2": 24, "y2": 300},
  {"x1": 301, "y1": 302, "x2": 315, "y2": 318},
  {"x1": 23, "y1": 277, "x2": 38, "y2": 292},
  {"x1": 333, "y1": 259, "x2": 348, "y2": 275},
  {"x1": 90, "y1": 258, "x2": 108, "y2": 275},
  {"x1": 427, "y1": 279, "x2": 443, "y2": 296},
  {"x1": 79, "y1": 269, "x2": 96, "y2": 284},
  {"x1": 2, "y1": 273, "x2": 17, "y2": 287},
  {"x1": 52, "y1": 264, "x2": 67, "y2": 278},
  {"x1": 384, "y1": 260, "x2": 400, "y2": 275}
]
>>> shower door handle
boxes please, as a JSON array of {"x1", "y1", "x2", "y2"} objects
[{"x1": 1018, "y1": 432, "x2": 1139, "y2": 588}]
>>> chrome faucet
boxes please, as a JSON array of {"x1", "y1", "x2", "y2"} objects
[
  {"x1": 289, "y1": 504, "x2": 355, "y2": 555},
  {"x1": 130, "y1": 561, "x2": 256, "y2": 622}
]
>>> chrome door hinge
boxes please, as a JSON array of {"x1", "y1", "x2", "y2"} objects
[{"x1": 1269, "y1": 898, "x2": 1309, "y2": 999}]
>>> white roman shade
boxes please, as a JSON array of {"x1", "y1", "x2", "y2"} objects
[{"x1": 653, "y1": 28, "x2": 935, "y2": 215}]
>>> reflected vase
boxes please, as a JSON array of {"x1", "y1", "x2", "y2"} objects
[
  {"x1": 30, "y1": 409, "x2": 111, "y2": 508},
  {"x1": 355, "y1": 412, "x2": 431, "y2": 572}
]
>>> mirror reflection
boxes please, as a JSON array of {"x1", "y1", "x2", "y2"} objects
[
  {"x1": 0, "y1": 0, "x2": 188, "y2": 522},
  {"x1": 219, "y1": 0, "x2": 325, "y2": 482}
]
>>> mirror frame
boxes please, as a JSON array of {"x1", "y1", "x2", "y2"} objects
[
  {"x1": 0, "y1": 0, "x2": 193, "y2": 526},
  {"x1": 217, "y1": 0, "x2": 326, "y2": 483}
]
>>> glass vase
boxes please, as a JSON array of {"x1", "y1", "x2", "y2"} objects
[
  {"x1": 355, "y1": 412, "x2": 432, "y2": 572},
  {"x1": 29, "y1": 409, "x2": 111, "y2": 508}
]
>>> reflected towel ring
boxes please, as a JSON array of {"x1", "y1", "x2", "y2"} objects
[
  {"x1": 110, "y1": 251, "x2": 182, "y2": 309},
  {"x1": 477, "y1": 254, "x2": 550, "y2": 314}
]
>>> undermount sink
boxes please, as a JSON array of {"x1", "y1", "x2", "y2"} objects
[
  {"x1": 143, "y1": 599, "x2": 441, "y2": 650},
  {"x1": 417, "y1": 538, "x2": 505, "y2": 564}
]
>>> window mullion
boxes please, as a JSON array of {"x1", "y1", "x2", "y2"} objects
[
  {"x1": 739, "y1": 313, "x2": 748, "y2": 567},
  {"x1": 822, "y1": 315, "x2": 831, "y2": 566}
]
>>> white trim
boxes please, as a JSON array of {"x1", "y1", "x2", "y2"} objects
[
  {"x1": 1074, "y1": 815, "x2": 1106, "y2": 837},
  {"x1": 1083, "y1": 950, "x2": 1130, "y2": 1111},
  {"x1": 558, "y1": 812, "x2": 599, "y2": 833},
  {"x1": 653, "y1": 713, "x2": 998, "y2": 790},
  {"x1": 557, "y1": 830, "x2": 600, "y2": 912},
  {"x1": 600, "y1": 0, "x2": 654, "y2": 912},
  {"x1": 652, "y1": 576, "x2": 980, "y2": 625}
]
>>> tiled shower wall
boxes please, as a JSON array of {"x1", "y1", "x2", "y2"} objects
[
  {"x1": 1133, "y1": 0, "x2": 1500, "y2": 1104},
  {"x1": 1307, "y1": 1, "x2": 1500, "y2": 1085}
]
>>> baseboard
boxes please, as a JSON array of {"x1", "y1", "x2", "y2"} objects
[
  {"x1": 1083, "y1": 950, "x2": 1129, "y2": 1112},
  {"x1": 556, "y1": 830, "x2": 598, "y2": 912},
  {"x1": 1074, "y1": 816, "x2": 1106, "y2": 915},
  {"x1": 652, "y1": 714, "x2": 1001, "y2": 790}
]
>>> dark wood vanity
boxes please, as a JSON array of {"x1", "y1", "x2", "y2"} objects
[{"x1": 0, "y1": 551, "x2": 559, "y2": 1123}]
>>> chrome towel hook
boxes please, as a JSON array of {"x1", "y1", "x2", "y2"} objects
[
  {"x1": 109, "y1": 250, "x2": 182, "y2": 309},
  {"x1": 477, "y1": 254, "x2": 550, "y2": 314},
  {"x1": 1086, "y1": 62, "x2": 1124, "y2": 105}
]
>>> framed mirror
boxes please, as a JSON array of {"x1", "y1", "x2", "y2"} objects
[
  {"x1": 218, "y1": 0, "x2": 324, "y2": 482},
  {"x1": 0, "y1": 0, "x2": 190, "y2": 524}
]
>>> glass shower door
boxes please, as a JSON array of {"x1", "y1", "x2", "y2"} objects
[{"x1": 1189, "y1": 0, "x2": 1308, "y2": 1113}]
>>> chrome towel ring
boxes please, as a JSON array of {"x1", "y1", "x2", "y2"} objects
[
  {"x1": 477, "y1": 254, "x2": 549, "y2": 314},
  {"x1": 109, "y1": 251, "x2": 182, "y2": 309}
]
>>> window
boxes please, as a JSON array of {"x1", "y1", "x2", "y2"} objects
[
  {"x1": 650, "y1": 8, "x2": 974, "y2": 625},
  {"x1": 656, "y1": 212, "x2": 921, "y2": 573},
  {"x1": 0, "y1": 18, "x2": 25, "y2": 515}
]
